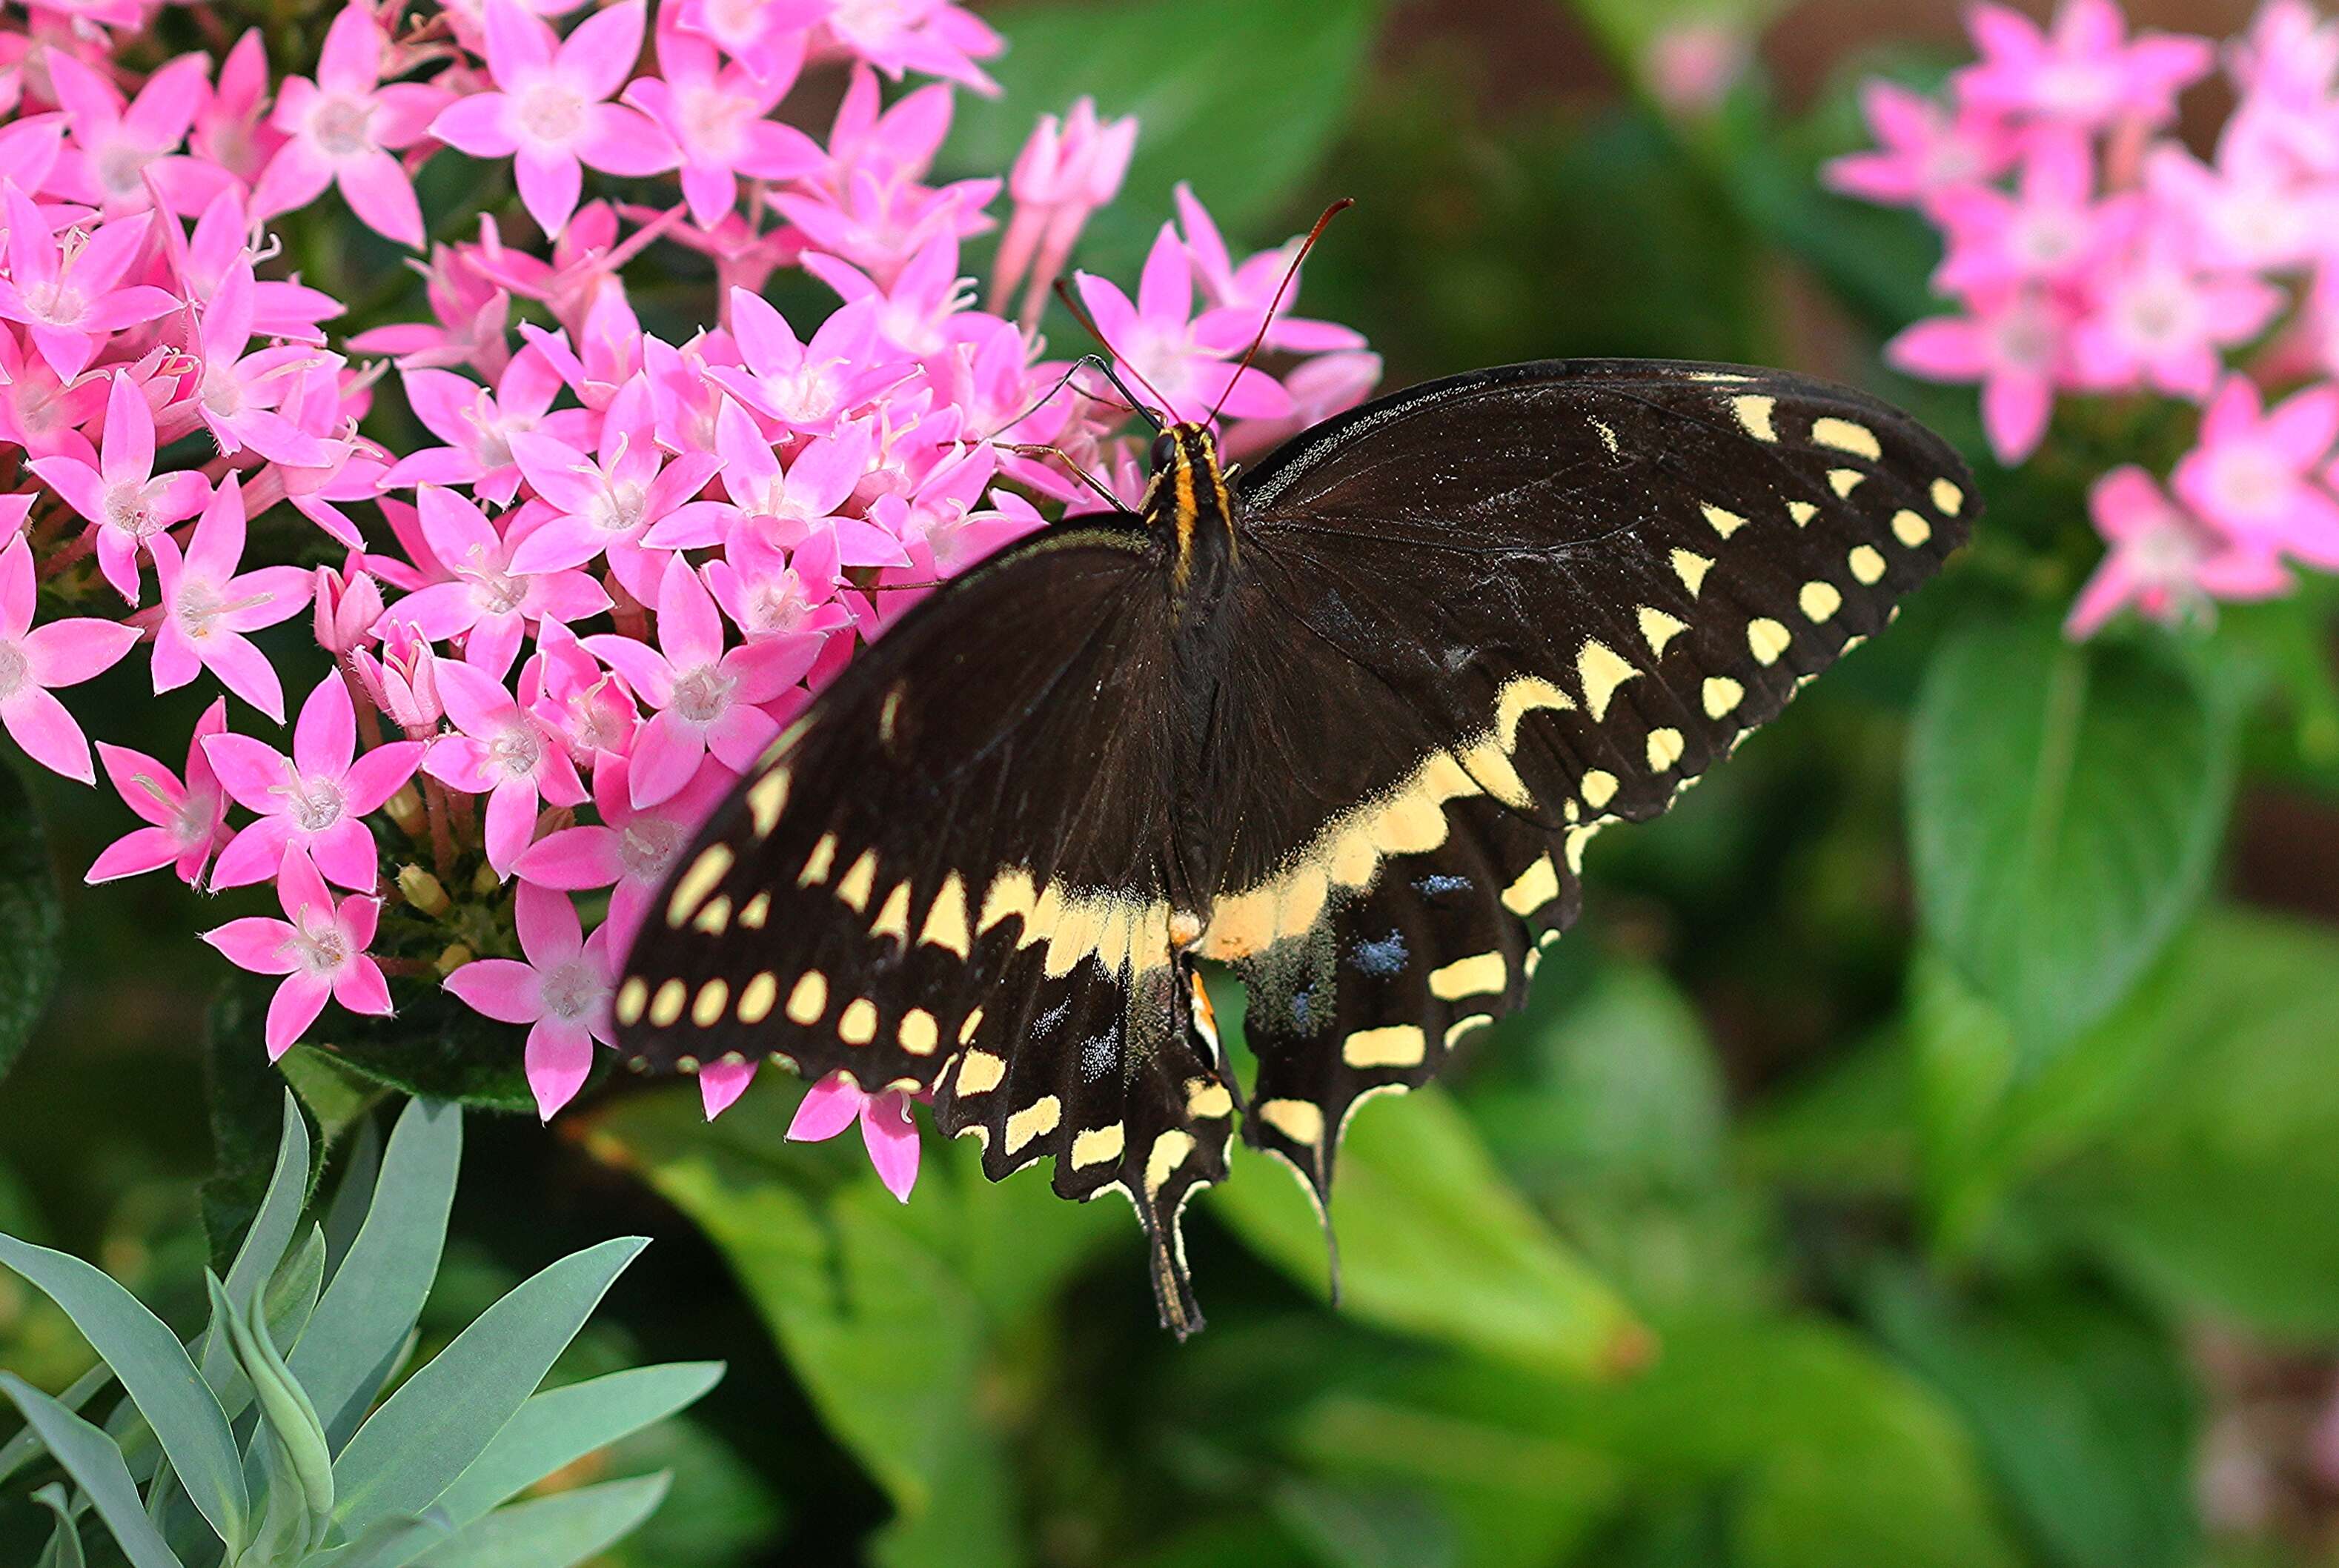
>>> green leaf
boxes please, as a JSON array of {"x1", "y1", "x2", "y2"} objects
[
  {"x1": 198, "y1": 1094, "x2": 312, "y2": 1389},
  {"x1": 412, "y1": 1474, "x2": 671, "y2": 1568},
  {"x1": 31, "y1": 1482, "x2": 87, "y2": 1568},
  {"x1": 428, "y1": 1363, "x2": 723, "y2": 1526},
  {"x1": 289, "y1": 1098, "x2": 460, "y2": 1450},
  {"x1": 0, "y1": 1235, "x2": 248, "y2": 1552},
  {"x1": 0, "y1": 1374, "x2": 185, "y2": 1568},
  {"x1": 1907, "y1": 614, "x2": 2235, "y2": 1057},
  {"x1": 0, "y1": 759, "x2": 62, "y2": 1088},
  {"x1": 1207, "y1": 1085, "x2": 1649, "y2": 1381},
  {"x1": 2029, "y1": 911, "x2": 2339, "y2": 1338},
  {"x1": 944, "y1": 0, "x2": 1382, "y2": 277},
  {"x1": 331, "y1": 1236, "x2": 648, "y2": 1536},
  {"x1": 213, "y1": 1274, "x2": 334, "y2": 1526},
  {"x1": 0, "y1": 1361, "x2": 110, "y2": 1487},
  {"x1": 1862, "y1": 1268, "x2": 2197, "y2": 1568},
  {"x1": 584, "y1": 1084, "x2": 1122, "y2": 1568}
]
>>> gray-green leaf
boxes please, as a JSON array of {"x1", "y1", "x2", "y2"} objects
[
  {"x1": 0, "y1": 1374, "x2": 187, "y2": 1568},
  {"x1": 413, "y1": 1475, "x2": 672, "y2": 1568},
  {"x1": 428, "y1": 1363, "x2": 722, "y2": 1527}
]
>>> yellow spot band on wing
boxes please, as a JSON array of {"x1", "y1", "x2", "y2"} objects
[
  {"x1": 1344, "y1": 1024, "x2": 1427, "y2": 1068},
  {"x1": 1428, "y1": 951, "x2": 1506, "y2": 1000}
]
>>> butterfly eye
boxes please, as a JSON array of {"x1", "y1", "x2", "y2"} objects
[{"x1": 1149, "y1": 432, "x2": 1179, "y2": 473}]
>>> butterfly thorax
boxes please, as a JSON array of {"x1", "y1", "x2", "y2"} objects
[{"x1": 1142, "y1": 422, "x2": 1240, "y2": 604}]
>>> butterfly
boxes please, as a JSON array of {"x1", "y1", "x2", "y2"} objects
[{"x1": 611, "y1": 356, "x2": 1975, "y2": 1335}]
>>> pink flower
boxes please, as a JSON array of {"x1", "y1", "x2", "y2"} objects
[
  {"x1": 991, "y1": 97, "x2": 1137, "y2": 325},
  {"x1": 314, "y1": 554, "x2": 387, "y2": 657},
  {"x1": 202, "y1": 848, "x2": 391, "y2": 1058},
  {"x1": 818, "y1": 0, "x2": 1001, "y2": 94},
  {"x1": 44, "y1": 50, "x2": 229, "y2": 216},
  {"x1": 2172, "y1": 377, "x2": 2339, "y2": 565},
  {"x1": 89, "y1": 697, "x2": 232, "y2": 886},
  {"x1": 193, "y1": 261, "x2": 337, "y2": 468},
  {"x1": 622, "y1": 17, "x2": 824, "y2": 230},
  {"x1": 351, "y1": 618, "x2": 445, "y2": 736},
  {"x1": 0, "y1": 188, "x2": 179, "y2": 381},
  {"x1": 583, "y1": 553, "x2": 818, "y2": 808},
  {"x1": 1933, "y1": 134, "x2": 2126, "y2": 295},
  {"x1": 424, "y1": 657, "x2": 590, "y2": 876},
  {"x1": 376, "y1": 485, "x2": 611, "y2": 677},
  {"x1": 253, "y1": 3, "x2": 452, "y2": 248},
  {"x1": 514, "y1": 749, "x2": 735, "y2": 953},
  {"x1": 191, "y1": 30, "x2": 282, "y2": 183},
  {"x1": 2068, "y1": 465, "x2": 2291, "y2": 637},
  {"x1": 709, "y1": 289, "x2": 886, "y2": 433},
  {"x1": 204, "y1": 673, "x2": 425, "y2": 891},
  {"x1": 651, "y1": 398, "x2": 898, "y2": 564},
  {"x1": 1957, "y1": 0, "x2": 2214, "y2": 133},
  {"x1": 1889, "y1": 287, "x2": 2078, "y2": 464},
  {"x1": 0, "y1": 534, "x2": 142, "y2": 785},
  {"x1": 386, "y1": 348, "x2": 584, "y2": 503},
  {"x1": 443, "y1": 880, "x2": 614, "y2": 1118},
  {"x1": 1827, "y1": 82, "x2": 2021, "y2": 213},
  {"x1": 147, "y1": 476, "x2": 316, "y2": 722},
  {"x1": 2145, "y1": 139, "x2": 2339, "y2": 276},
  {"x1": 27, "y1": 371, "x2": 213, "y2": 605},
  {"x1": 430, "y1": 0, "x2": 678, "y2": 239},
  {"x1": 2071, "y1": 230, "x2": 2283, "y2": 399},
  {"x1": 524, "y1": 626, "x2": 640, "y2": 761},
  {"x1": 507, "y1": 373, "x2": 726, "y2": 601},
  {"x1": 1075, "y1": 222, "x2": 1293, "y2": 425},
  {"x1": 785, "y1": 1072, "x2": 920, "y2": 1201},
  {"x1": 1174, "y1": 185, "x2": 1365, "y2": 356}
]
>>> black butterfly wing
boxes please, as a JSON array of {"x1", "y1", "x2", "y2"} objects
[
  {"x1": 613, "y1": 523, "x2": 1233, "y2": 1328},
  {"x1": 1209, "y1": 359, "x2": 1974, "y2": 1197}
]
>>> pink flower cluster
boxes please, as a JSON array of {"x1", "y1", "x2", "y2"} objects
[
  {"x1": 0, "y1": 0, "x2": 1378, "y2": 1192},
  {"x1": 1829, "y1": 0, "x2": 2339, "y2": 635}
]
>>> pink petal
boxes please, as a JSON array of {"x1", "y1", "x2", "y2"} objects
[
  {"x1": 628, "y1": 709, "x2": 708, "y2": 808},
  {"x1": 21, "y1": 617, "x2": 140, "y2": 688},
  {"x1": 698, "y1": 1057, "x2": 757, "y2": 1120},
  {"x1": 557, "y1": 0, "x2": 647, "y2": 102},
  {"x1": 293, "y1": 672, "x2": 358, "y2": 779},
  {"x1": 87, "y1": 826, "x2": 183, "y2": 884},
  {"x1": 342, "y1": 741, "x2": 425, "y2": 814},
  {"x1": 311, "y1": 816, "x2": 382, "y2": 893},
  {"x1": 203, "y1": 916, "x2": 300, "y2": 975},
  {"x1": 334, "y1": 955, "x2": 394, "y2": 1017},
  {"x1": 860, "y1": 1090, "x2": 920, "y2": 1202},
  {"x1": 339, "y1": 152, "x2": 426, "y2": 249},
  {"x1": 787, "y1": 1074, "x2": 867, "y2": 1141},
  {"x1": 266, "y1": 973, "x2": 332, "y2": 1057},
  {"x1": 209, "y1": 819, "x2": 296, "y2": 889},
  {"x1": 202, "y1": 632, "x2": 291, "y2": 723},
  {"x1": 654, "y1": 554, "x2": 725, "y2": 669},
  {"x1": 445, "y1": 956, "x2": 544, "y2": 1024},
  {"x1": 1, "y1": 686, "x2": 97, "y2": 784},
  {"x1": 526, "y1": 1019, "x2": 597, "y2": 1120},
  {"x1": 514, "y1": 877, "x2": 584, "y2": 963},
  {"x1": 514, "y1": 147, "x2": 583, "y2": 239},
  {"x1": 512, "y1": 823, "x2": 623, "y2": 890},
  {"x1": 484, "y1": 775, "x2": 541, "y2": 875}
]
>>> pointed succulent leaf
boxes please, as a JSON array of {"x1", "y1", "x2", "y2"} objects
[
  {"x1": 32, "y1": 1482, "x2": 88, "y2": 1568},
  {"x1": 0, "y1": 1235, "x2": 249, "y2": 1552},
  {"x1": 331, "y1": 1238, "x2": 648, "y2": 1536},
  {"x1": 320, "y1": 1118, "x2": 382, "y2": 1280},
  {"x1": 240, "y1": 1404, "x2": 317, "y2": 1568},
  {"x1": 212, "y1": 1274, "x2": 335, "y2": 1527},
  {"x1": 265, "y1": 1227, "x2": 329, "y2": 1354},
  {"x1": 289, "y1": 1100, "x2": 461, "y2": 1450},
  {"x1": 319, "y1": 1511, "x2": 457, "y2": 1568},
  {"x1": 428, "y1": 1362, "x2": 723, "y2": 1526},
  {"x1": 0, "y1": 1361, "x2": 109, "y2": 1486},
  {"x1": 411, "y1": 1474, "x2": 673, "y2": 1568},
  {"x1": 0, "y1": 1373, "x2": 188, "y2": 1568}
]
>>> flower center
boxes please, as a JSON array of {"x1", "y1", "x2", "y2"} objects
[
  {"x1": 516, "y1": 81, "x2": 588, "y2": 147},
  {"x1": 200, "y1": 364, "x2": 245, "y2": 419},
  {"x1": 291, "y1": 915, "x2": 348, "y2": 976},
  {"x1": 619, "y1": 818, "x2": 680, "y2": 883},
  {"x1": 539, "y1": 957, "x2": 605, "y2": 1023},
  {"x1": 0, "y1": 640, "x2": 29, "y2": 702},
  {"x1": 2012, "y1": 209, "x2": 2086, "y2": 270},
  {"x1": 746, "y1": 574, "x2": 807, "y2": 636},
  {"x1": 461, "y1": 561, "x2": 529, "y2": 616},
  {"x1": 175, "y1": 578, "x2": 228, "y2": 641},
  {"x1": 96, "y1": 143, "x2": 153, "y2": 197},
  {"x1": 170, "y1": 788, "x2": 217, "y2": 851},
  {"x1": 586, "y1": 479, "x2": 648, "y2": 534},
  {"x1": 670, "y1": 665, "x2": 735, "y2": 725},
  {"x1": 311, "y1": 96, "x2": 376, "y2": 158},
  {"x1": 24, "y1": 280, "x2": 86, "y2": 328},
  {"x1": 284, "y1": 771, "x2": 345, "y2": 833},
  {"x1": 1993, "y1": 301, "x2": 2060, "y2": 372},
  {"x1": 2212, "y1": 448, "x2": 2288, "y2": 519},
  {"x1": 680, "y1": 85, "x2": 750, "y2": 156},
  {"x1": 2120, "y1": 276, "x2": 2197, "y2": 346},
  {"x1": 488, "y1": 724, "x2": 543, "y2": 780},
  {"x1": 104, "y1": 480, "x2": 156, "y2": 539}
]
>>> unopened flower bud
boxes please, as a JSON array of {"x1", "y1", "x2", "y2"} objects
[{"x1": 399, "y1": 865, "x2": 451, "y2": 916}]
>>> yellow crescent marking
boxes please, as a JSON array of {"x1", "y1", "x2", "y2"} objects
[
  {"x1": 667, "y1": 844, "x2": 733, "y2": 926},
  {"x1": 1799, "y1": 581, "x2": 1842, "y2": 622},
  {"x1": 1932, "y1": 478, "x2": 1965, "y2": 516},
  {"x1": 1004, "y1": 1096, "x2": 1061, "y2": 1155},
  {"x1": 691, "y1": 895, "x2": 731, "y2": 935},
  {"x1": 1703, "y1": 677, "x2": 1745, "y2": 718},
  {"x1": 1187, "y1": 1078, "x2": 1233, "y2": 1118},
  {"x1": 1344, "y1": 1023, "x2": 1428, "y2": 1068},
  {"x1": 955, "y1": 1049, "x2": 1006, "y2": 1094},
  {"x1": 920, "y1": 871, "x2": 972, "y2": 955},
  {"x1": 1145, "y1": 1130, "x2": 1195, "y2": 1196},
  {"x1": 1495, "y1": 676, "x2": 1574, "y2": 749},
  {"x1": 1638, "y1": 606, "x2": 1689, "y2": 659},
  {"x1": 1429, "y1": 951, "x2": 1507, "y2": 1000},
  {"x1": 1893, "y1": 509, "x2": 1933, "y2": 547},
  {"x1": 1828, "y1": 468, "x2": 1865, "y2": 499},
  {"x1": 1580, "y1": 770, "x2": 1619, "y2": 810},
  {"x1": 1071, "y1": 1123, "x2": 1125, "y2": 1168},
  {"x1": 1576, "y1": 640, "x2": 1639, "y2": 722},
  {"x1": 1813, "y1": 417, "x2": 1882, "y2": 459},
  {"x1": 1748, "y1": 618, "x2": 1793, "y2": 666},
  {"x1": 1502, "y1": 854, "x2": 1561, "y2": 915},
  {"x1": 1647, "y1": 727, "x2": 1686, "y2": 771},
  {"x1": 1671, "y1": 549, "x2": 1713, "y2": 597},
  {"x1": 1732, "y1": 394, "x2": 1778, "y2": 441},
  {"x1": 1258, "y1": 1099, "x2": 1324, "y2": 1146},
  {"x1": 869, "y1": 881, "x2": 912, "y2": 943},
  {"x1": 739, "y1": 893, "x2": 770, "y2": 929},
  {"x1": 798, "y1": 833, "x2": 837, "y2": 887},
  {"x1": 1702, "y1": 502, "x2": 1750, "y2": 539},
  {"x1": 1849, "y1": 544, "x2": 1887, "y2": 584},
  {"x1": 1789, "y1": 500, "x2": 1818, "y2": 527},
  {"x1": 835, "y1": 849, "x2": 877, "y2": 914},
  {"x1": 837, "y1": 998, "x2": 878, "y2": 1045},
  {"x1": 747, "y1": 768, "x2": 789, "y2": 838}
]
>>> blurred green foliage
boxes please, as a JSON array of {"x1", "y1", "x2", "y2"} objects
[{"x1": 10, "y1": 0, "x2": 2339, "y2": 1564}]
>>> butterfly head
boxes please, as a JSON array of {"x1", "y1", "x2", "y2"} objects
[{"x1": 1143, "y1": 422, "x2": 1237, "y2": 593}]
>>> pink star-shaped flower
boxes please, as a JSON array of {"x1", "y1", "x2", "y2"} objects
[
  {"x1": 375, "y1": 485, "x2": 611, "y2": 677},
  {"x1": 648, "y1": 398, "x2": 898, "y2": 565},
  {"x1": 444, "y1": 880, "x2": 615, "y2": 1119},
  {"x1": 0, "y1": 186, "x2": 179, "y2": 382},
  {"x1": 202, "y1": 847, "x2": 393, "y2": 1058},
  {"x1": 1827, "y1": 82, "x2": 2023, "y2": 214},
  {"x1": 1889, "y1": 287, "x2": 2080, "y2": 465},
  {"x1": 621, "y1": 16, "x2": 825, "y2": 230},
  {"x1": 2172, "y1": 377, "x2": 2339, "y2": 567},
  {"x1": 253, "y1": 2, "x2": 453, "y2": 248},
  {"x1": 709, "y1": 289, "x2": 888, "y2": 434},
  {"x1": 1933, "y1": 133, "x2": 2129, "y2": 296},
  {"x1": 2068, "y1": 465, "x2": 2290, "y2": 638},
  {"x1": 385, "y1": 347, "x2": 585, "y2": 504},
  {"x1": 44, "y1": 50, "x2": 230, "y2": 217},
  {"x1": 430, "y1": 0, "x2": 678, "y2": 239},
  {"x1": 424, "y1": 656, "x2": 590, "y2": 876},
  {"x1": 27, "y1": 371, "x2": 213, "y2": 606},
  {"x1": 1957, "y1": 0, "x2": 2215, "y2": 133},
  {"x1": 583, "y1": 553, "x2": 819, "y2": 808},
  {"x1": 204, "y1": 672, "x2": 426, "y2": 891},
  {"x1": 147, "y1": 476, "x2": 316, "y2": 722},
  {"x1": 0, "y1": 534, "x2": 142, "y2": 785},
  {"x1": 2071, "y1": 230, "x2": 2283, "y2": 400},
  {"x1": 1075, "y1": 222, "x2": 1294, "y2": 426},
  {"x1": 89, "y1": 697, "x2": 233, "y2": 887},
  {"x1": 508, "y1": 373, "x2": 726, "y2": 602},
  {"x1": 514, "y1": 748, "x2": 736, "y2": 953},
  {"x1": 1174, "y1": 184, "x2": 1367, "y2": 356},
  {"x1": 193, "y1": 259, "x2": 337, "y2": 468}
]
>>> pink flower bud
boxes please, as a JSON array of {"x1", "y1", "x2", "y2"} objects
[
  {"x1": 313, "y1": 555, "x2": 386, "y2": 657},
  {"x1": 353, "y1": 619, "x2": 445, "y2": 736}
]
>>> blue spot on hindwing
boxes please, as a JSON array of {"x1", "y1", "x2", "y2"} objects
[{"x1": 1350, "y1": 930, "x2": 1408, "y2": 975}]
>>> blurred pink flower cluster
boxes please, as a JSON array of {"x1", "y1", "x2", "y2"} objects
[
  {"x1": 0, "y1": 0, "x2": 1378, "y2": 1186},
  {"x1": 1829, "y1": 0, "x2": 2339, "y2": 637}
]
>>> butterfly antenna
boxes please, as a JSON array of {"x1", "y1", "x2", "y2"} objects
[
  {"x1": 1052, "y1": 276, "x2": 1172, "y2": 431},
  {"x1": 1204, "y1": 197, "x2": 1355, "y2": 430}
]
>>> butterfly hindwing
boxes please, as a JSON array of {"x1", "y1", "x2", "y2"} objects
[{"x1": 1204, "y1": 360, "x2": 1974, "y2": 1183}]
